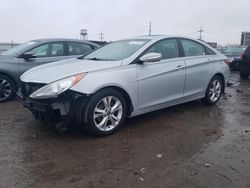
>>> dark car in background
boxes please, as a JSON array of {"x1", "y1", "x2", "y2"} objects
[
  {"x1": 222, "y1": 46, "x2": 246, "y2": 71},
  {"x1": 0, "y1": 38, "x2": 100, "y2": 102},
  {"x1": 239, "y1": 45, "x2": 250, "y2": 79}
]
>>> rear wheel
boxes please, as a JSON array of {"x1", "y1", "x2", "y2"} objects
[
  {"x1": 83, "y1": 88, "x2": 127, "y2": 136},
  {"x1": 202, "y1": 76, "x2": 223, "y2": 105},
  {"x1": 0, "y1": 74, "x2": 15, "y2": 102},
  {"x1": 240, "y1": 72, "x2": 249, "y2": 80}
]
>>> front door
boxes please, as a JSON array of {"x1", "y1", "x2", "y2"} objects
[
  {"x1": 137, "y1": 39, "x2": 185, "y2": 110},
  {"x1": 18, "y1": 42, "x2": 66, "y2": 76}
]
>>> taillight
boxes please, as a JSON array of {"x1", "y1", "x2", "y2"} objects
[
  {"x1": 240, "y1": 54, "x2": 243, "y2": 61},
  {"x1": 224, "y1": 59, "x2": 231, "y2": 65}
]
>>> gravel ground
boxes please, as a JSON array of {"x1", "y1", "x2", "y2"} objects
[{"x1": 0, "y1": 72, "x2": 250, "y2": 188}]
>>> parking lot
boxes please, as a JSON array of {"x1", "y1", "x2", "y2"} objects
[{"x1": 0, "y1": 72, "x2": 249, "y2": 188}]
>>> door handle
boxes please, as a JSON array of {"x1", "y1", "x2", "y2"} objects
[
  {"x1": 207, "y1": 59, "x2": 213, "y2": 63},
  {"x1": 176, "y1": 65, "x2": 185, "y2": 70}
]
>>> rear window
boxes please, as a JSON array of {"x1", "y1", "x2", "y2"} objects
[
  {"x1": 205, "y1": 46, "x2": 216, "y2": 55},
  {"x1": 181, "y1": 39, "x2": 205, "y2": 57}
]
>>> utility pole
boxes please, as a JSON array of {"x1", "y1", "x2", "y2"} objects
[
  {"x1": 198, "y1": 27, "x2": 204, "y2": 40},
  {"x1": 99, "y1": 31, "x2": 104, "y2": 41},
  {"x1": 149, "y1": 22, "x2": 152, "y2": 36}
]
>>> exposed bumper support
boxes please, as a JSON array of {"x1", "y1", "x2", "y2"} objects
[{"x1": 17, "y1": 89, "x2": 88, "y2": 124}]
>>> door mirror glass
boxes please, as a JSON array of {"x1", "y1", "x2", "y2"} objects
[
  {"x1": 20, "y1": 52, "x2": 36, "y2": 59},
  {"x1": 139, "y1": 53, "x2": 162, "y2": 63}
]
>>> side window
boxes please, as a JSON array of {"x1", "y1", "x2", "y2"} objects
[
  {"x1": 205, "y1": 46, "x2": 216, "y2": 55},
  {"x1": 68, "y1": 42, "x2": 93, "y2": 55},
  {"x1": 51, "y1": 43, "x2": 64, "y2": 56},
  {"x1": 28, "y1": 44, "x2": 49, "y2": 57},
  {"x1": 181, "y1": 39, "x2": 205, "y2": 57},
  {"x1": 145, "y1": 39, "x2": 180, "y2": 60}
]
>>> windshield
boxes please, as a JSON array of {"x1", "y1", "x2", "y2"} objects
[
  {"x1": 223, "y1": 47, "x2": 246, "y2": 54},
  {"x1": 84, "y1": 39, "x2": 150, "y2": 61},
  {"x1": 1, "y1": 41, "x2": 37, "y2": 56}
]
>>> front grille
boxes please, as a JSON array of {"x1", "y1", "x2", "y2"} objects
[{"x1": 21, "y1": 82, "x2": 46, "y2": 98}]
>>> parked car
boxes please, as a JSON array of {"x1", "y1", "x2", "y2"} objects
[
  {"x1": 222, "y1": 46, "x2": 246, "y2": 71},
  {"x1": 18, "y1": 35, "x2": 230, "y2": 136},
  {"x1": 239, "y1": 45, "x2": 250, "y2": 79},
  {"x1": 215, "y1": 47, "x2": 226, "y2": 53},
  {"x1": 0, "y1": 38, "x2": 100, "y2": 102}
]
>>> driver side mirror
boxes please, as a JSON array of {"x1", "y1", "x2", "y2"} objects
[
  {"x1": 139, "y1": 52, "x2": 162, "y2": 63},
  {"x1": 19, "y1": 52, "x2": 36, "y2": 59}
]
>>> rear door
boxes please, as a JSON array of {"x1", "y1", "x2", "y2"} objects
[
  {"x1": 18, "y1": 42, "x2": 66, "y2": 75},
  {"x1": 137, "y1": 38, "x2": 186, "y2": 109},
  {"x1": 180, "y1": 39, "x2": 214, "y2": 98}
]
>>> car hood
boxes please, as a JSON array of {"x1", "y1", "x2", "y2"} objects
[{"x1": 21, "y1": 58, "x2": 122, "y2": 84}]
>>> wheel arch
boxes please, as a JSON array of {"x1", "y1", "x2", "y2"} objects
[{"x1": 92, "y1": 85, "x2": 134, "y2": 116}]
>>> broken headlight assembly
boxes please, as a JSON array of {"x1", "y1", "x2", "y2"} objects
[{"x1": 29, "y1": 73, "x2": 86, "y2": 99}]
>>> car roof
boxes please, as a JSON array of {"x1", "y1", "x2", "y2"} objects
[
  {"x1": 30, "y1": 38, "x2": 100, "y2": 47},
  {"x1": 127, "y1": 35, "x2": 204, "y2": 42},
  {"x1": 127, "y1": 35, "x2": 170, "y2": 40}
]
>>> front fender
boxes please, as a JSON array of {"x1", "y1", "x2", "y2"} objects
[{"x1": 70, "y1": 65, "x2": 138, "y2": 110}]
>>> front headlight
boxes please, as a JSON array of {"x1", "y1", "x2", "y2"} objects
[{"x1": 29, "y1": 73, "x2": 86, "y2": 99}]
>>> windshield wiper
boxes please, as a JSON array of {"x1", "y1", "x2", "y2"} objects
[
  {"x1": 84, "y1": 57, "x2": 115, "y2": 61},
  {"x1": 85, "y1": 57, "x2": 104, "y2": 61}
]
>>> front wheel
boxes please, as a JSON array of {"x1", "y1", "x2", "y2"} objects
[
  {"x1": 202, "y1": 76, "x2": 223, "y2": 105},
  {"x1": 0, "y1": 74, "x2": 15, "y2": 102},
  {"x1": 83, "y1": 88, "x2": 127, "y2": 136}
]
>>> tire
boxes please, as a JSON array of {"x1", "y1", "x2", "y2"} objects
[
  {"x1": 0, "y1": 74, "x2": 16, "y2": 102},
  {"x1": 240, "y1": 72, "x2": 249, "y2": 80},
  {"x1": 83, "y1": 88, "x2": 127, "y2": 136},
  {"x1": 202, "y1": 76, "x2": 223, "y2": 105}
]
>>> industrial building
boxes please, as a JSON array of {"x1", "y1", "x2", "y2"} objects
[{"x1": 241, "y1": 32, "x2": 250, "y2": 46}]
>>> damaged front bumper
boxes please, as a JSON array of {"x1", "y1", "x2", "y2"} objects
[{"x1": 17, "y1": 82, "x2": 88, "y2": 124}]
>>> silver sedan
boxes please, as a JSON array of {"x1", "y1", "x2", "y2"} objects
[{"x1": 19, "y1": 35, "x2": 230, "y2": 136}]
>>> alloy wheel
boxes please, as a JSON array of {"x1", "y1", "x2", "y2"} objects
[
  {"x1": 93, "y1": 96, "x2": 123, "y2": 131},
  {"x1": 209, "y1": 79, "x2": 221, "y2": 102},
  {"x1": 0, "y1": 78, "x2": 12, "y2": 101}
]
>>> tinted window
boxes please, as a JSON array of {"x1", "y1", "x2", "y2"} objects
[
  {"x1": 51, "y1": 43, "x2": 64, "y2": 56},
  {"x1": 145, "y1": 39, "x2": 179, "y2": 59},
  {"x1": 181, "y1": 39, "x2": 205, "y2": 57},
  {"x1": 205, "y1": 46, "x2": 216, "y2": 55},
  {"x1": 28, "y1": 44, "x2": 49, "y2": 57},
  {"x1": 68, "y1": 42, "x2": 93, "y2": 55}
]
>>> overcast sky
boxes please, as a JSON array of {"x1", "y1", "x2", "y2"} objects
[{"x1": 0, "y1": 0, "x2": 249, "y2": 45}]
